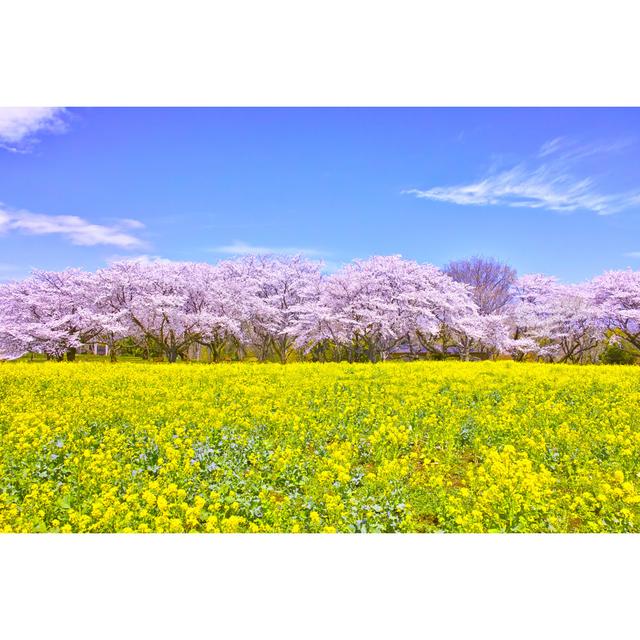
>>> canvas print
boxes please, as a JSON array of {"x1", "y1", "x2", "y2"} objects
[{"x1": 1, "y1": 107, "x2": 639, "y2": 533}]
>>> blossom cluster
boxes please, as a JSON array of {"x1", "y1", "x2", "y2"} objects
[{"x1": 0, "y1": 360, "x2": 638, "y2": 533}]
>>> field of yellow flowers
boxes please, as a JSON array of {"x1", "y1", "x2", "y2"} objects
[{"x1": 1, "y1": 360, "x2": 639, "y2": 533}]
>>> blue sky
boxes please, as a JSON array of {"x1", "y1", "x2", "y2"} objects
[{"x1": 1, "y1": 107, "x2": 640, "y2": 282}]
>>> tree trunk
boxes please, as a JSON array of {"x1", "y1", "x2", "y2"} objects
[
  {"x1": 208, "y1": 341, "x2": 224, "y2": 363},
  {"x1": 66, "y1": 347, "x2": 77, "y2": 362},
  {"x1": 274, "y1": 338, "x2": 288, "y2": 364}
]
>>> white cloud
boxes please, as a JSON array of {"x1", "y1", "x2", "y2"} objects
[
  {"x1": 117, "y1": 218, "x2": 146, "y2": 230},
  {"x1": 538, "y1": 136, "x2": 567, "y2": 158},
  {"x1": 106, "y1": 254, "x2": 173, "y2": 265},
  {"x1": 538, "y1": 136, "x2": 633, "y2": 162},
  {"x1": 624, "y1": 252, "x2": 640, "y2": 258},
  {"x1": 408, "y1": 136, "x2": 640, "y2": 215},
  {"x1": 0, "y1": 209, "x2": 10, "y2": 232},
  {"x1": 0, "y1": 107, "x2": 69, "y2": 152},
  {"x1": 0, "y1": 204, "x2": 146, "y2": 249},
  {"x1": 212, "y1": 240, "x2": 326, "y2": 257}
]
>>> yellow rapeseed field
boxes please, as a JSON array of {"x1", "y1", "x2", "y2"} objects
[{"x1": 0, "y1": 361, "x2": 639, "y2": 533}]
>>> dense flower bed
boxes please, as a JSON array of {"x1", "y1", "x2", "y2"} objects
[{"x1": 1, "y1": 361, "x2": 639, "y2": 532}]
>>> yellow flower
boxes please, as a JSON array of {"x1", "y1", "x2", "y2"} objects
[
  {"x1": 2, "y1": 360, "x2": 639, "y2": 533},
  {"x1": 169, "y1": 518, "x2": 184, "y2": 533},
  {"x1": 142, "y1": 491, "x2": 156, "y2": 507}
]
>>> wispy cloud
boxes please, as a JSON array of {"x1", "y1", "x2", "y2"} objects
[
  {"x1": 106, "y1": 254, "x2": 173, "y2": 265},
  {"x1": 117, "y1": 218, "x2": 146, "y2": 230},
  {"x1": 407, "y1": 136, "x2": 640, "y2": 215},
  {"x1": 0, "y1": 107, "x2": 69, "y2": 152},
  {"x1": 624, "y1": 251, "x2": 640, "y2": 258},
  {"x1": 538, "y1": 136, "x2": 567, "y2": 158},
  {"x1": 212, "y1": 240, "x2": 326, "y2": 257},
  {"x1": 0, "y1": 204, "x2": 146, "y2": 249},
  {"x1": 538, "y1": 136, "x2": 632, "y2": 162}
]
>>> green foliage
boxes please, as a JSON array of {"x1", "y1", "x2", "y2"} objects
[{"x1": 600, "y1": 343, "x2": 637, "y2": 365}]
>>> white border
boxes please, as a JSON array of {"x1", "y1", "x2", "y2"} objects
[
  {"x1": 2, "y1": 1, "x2": 640, "y2": 106},
  {"x1": 1, "y1": 533, "x2": 638, "y2": 638}
]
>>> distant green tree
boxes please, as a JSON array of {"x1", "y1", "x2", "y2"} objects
[{"x1": 600, "y1": 343, "x2": 637, "y2": 365}]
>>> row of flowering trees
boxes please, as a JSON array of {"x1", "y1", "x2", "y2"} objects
[{"x1": 0, "y1": 255, "x2": 639, "y2": 364}]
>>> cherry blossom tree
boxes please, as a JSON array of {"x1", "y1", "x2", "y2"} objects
[
  {"x1": 95, "y1": 260, "x2": 206, "y2": 363},
  {"x1": 191, "y1": 260, "x2": 249, "y2": 362},
  {"x1": 506, "y1": 275, "x2": 604, "y2": 363},
  {"x1": 591, "y1": 269, "x2": 640, "y2": 354},
  {"x1": 507, "y1": 274, "x2": 563, "y2": 360},
  {"x1": 231, "y1": 255, "x2": 323, "y2": 363},
  {"x1": 294, "y1": 255, "x2": 480, "y2": 362},
  {"x1": 410, "y1": 263, "x2": 481, "y2": 360},
  {"x1": 553, "y1": 283, "x2": 604, "y2": 363},
  {"x1": 0, "y1": 269, "x2": 98, "y2": 360}
]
